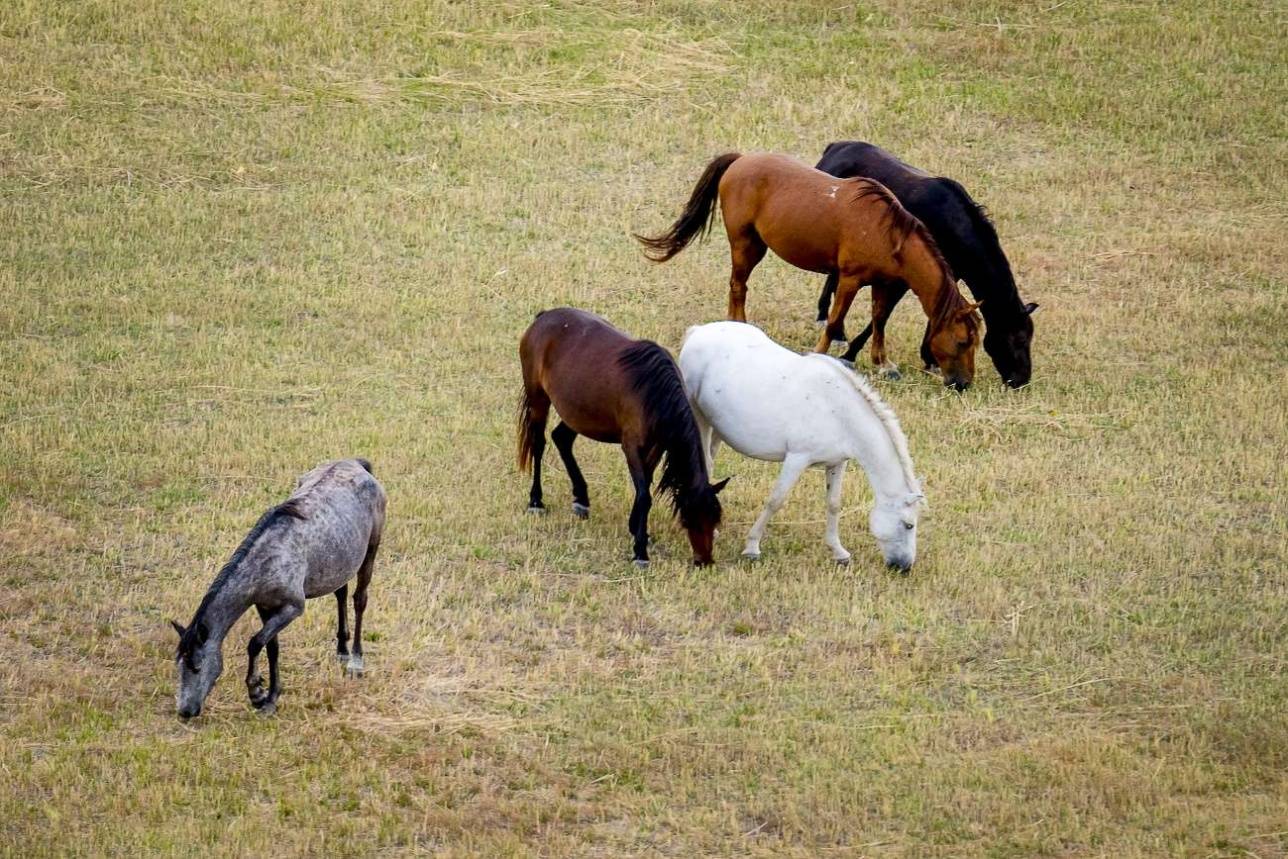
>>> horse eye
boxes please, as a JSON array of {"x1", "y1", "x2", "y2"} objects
[{"x1": 903, "y1": 522, "x2": 914, "y2": 531}]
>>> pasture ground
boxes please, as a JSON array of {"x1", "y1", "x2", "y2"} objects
[{"x1": 2, "y1": 1, "x2": 1285, "y2": 855}]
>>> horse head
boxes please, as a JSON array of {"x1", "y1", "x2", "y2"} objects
[
  {"x1": 928, "y1": 302, "x2": 983, "y2": 390},
  {"x1": 679, "y1": 477, "x2": 730, "y2": 566},
  {"x1": 171, "y1": 619, "x2": 223, "y2": 719},
  {"x1": 868, "y1": 489, "x2": 925, "y2": 573}
]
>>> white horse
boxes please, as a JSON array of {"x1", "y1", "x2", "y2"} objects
[{"x1": 678, "y1": 322, "x2": 925, "y2": 570}]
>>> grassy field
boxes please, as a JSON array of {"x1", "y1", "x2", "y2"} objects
[{"x1": 2, "y1": 0, "x2": 1286, "y2": 855}]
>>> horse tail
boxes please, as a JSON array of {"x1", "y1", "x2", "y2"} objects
[
  {"x1": 517, "y1": 387, "x2": 535, "y2": 472},
  {"x1": 635, "y1": 153, "x2": 741, "y2": 262}
]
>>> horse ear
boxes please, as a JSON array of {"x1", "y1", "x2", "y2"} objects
[
  {"x1": 170, "y1": 620, "x2": 186, "y2": 637},
  {"x1": 1025, "y1": 302, "x2": 1040, "y2": 315},
  {"x1": 711, "y1": 476, "x2": 732, "y2": 494}
]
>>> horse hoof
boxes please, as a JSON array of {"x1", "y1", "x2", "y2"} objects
[
  {"x1": 571, "y1": 502, "x2": 590, "y2": 519},
  {"x1": 741, "y1": 550, "x2": 761, "y2": 562},
  {"x1": 255, "y1": 700, "x2": 277, "y2": 716},
  {"x1": 526, "y1": 504, "x2": 546, "y2": 515},
  {"x1": 814, "y1": 319, "x2": 827, "y2": 329},
  {"x1": 345, "y1": 658, "x2": 365, "y2": 678},
  {"x1": 834, "y1": 554, "x2": 852, "y2": 567},
  {"x1": 632, "y1": 559, "x2": 650, "y2": 570},
  {"x1": 878, "y1": 367, "x2": 902, "y2": 381}
]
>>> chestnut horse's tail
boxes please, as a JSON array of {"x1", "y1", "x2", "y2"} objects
[{"x1": 635, "y1": 153, "x2": 741, "y2": 262}]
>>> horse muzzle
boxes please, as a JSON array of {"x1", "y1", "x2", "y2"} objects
[
  {"x1": 1004, "y1": 373, "x2": 1030, "y2": 389},
  {"x1": 886, "y1": 558, "x2": 913, "y2": 575}
]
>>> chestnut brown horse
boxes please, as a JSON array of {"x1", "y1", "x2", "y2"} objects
[
  {"x1": 518, "y1": 308, "x2": 729, "y2": 567},
  {"x1": 635, "y1": 152, "x2": 982, "y2": 389}
]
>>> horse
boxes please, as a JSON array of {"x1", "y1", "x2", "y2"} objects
[
  {"x1": 635, "y1": 152, "x2": 982, "y2": 390},
  {"x1": 518, "y1": 308, "x2": 729, "y2": 567},
  {"x1": 679, "y1": 322, "x2": 925, "y2": 571},
  {"x1": 813, "y1": 141, "x2": 1038, "y2": 387},
  {"x1": 170, "y1": 458, "x2": 385, "y2": 718}
]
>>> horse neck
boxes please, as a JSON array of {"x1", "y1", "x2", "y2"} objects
[
  {"x1": 189, "y1": 569, "x2": 253, "y2": 646},
  {"x1": 959, "y1": 252, "x2": 1025, "y2": 321},
  {"x1": 825, "y1": 375, "x2": 916, "y2": 505},
  {"x1": 848, "y1": 417, "x2": 915, "y2": 508},
  {"x1": 901, "y1": 233, "x2": 964, "y2": 326},
  {"x1": 658, "y1": 418, "x2": 711, "y2": 500}
]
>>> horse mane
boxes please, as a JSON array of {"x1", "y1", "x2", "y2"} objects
[
  {"x1": 178, "y1": 501, "x2": 307, "y2": 661},
  {"x1": 851, "y1": 180, "x2": 971, "y2": 328},
  {"x1": 617, "y1": 340, "x2": 715, "y2": 526},
  {"x1": 936, "y1": 177, "x2": 1019, "y2": 301},
  {"x1": 810, "y1": 356, "x2": 921, "y2": 496}
]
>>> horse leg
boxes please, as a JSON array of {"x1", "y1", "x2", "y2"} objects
[
  {"x1": 816, "y1": 272, "x2": 847, "y2": 340},
  {"x1": 919, "y1": 321, "x2": 938, "y2": 375},
  {"x1": 552, "y1": 421, "x2": 590, "y2": 519},
  {"x1": 841, "y1": 321, "x2": 874, "y2": 364},
  {"x1": 870, "y1": 280, "x2": 909, "y2": 379},
  {"x1": 246, "y1": 599, "x2": 303, "y2": 712},
  {"x1": 824, "y1": 462, "x2": 851, "y2": 565},
  {"x1": 695, "y1": 412, "x2": 720, "y2": 475},
  {"x1": 347, "y1": 539, "x2": 378, "y2": 677},
  {"x1": 727, "y1": 231, "x2": 766, "y2": 322},
  {"x1": 814, "y1": 272, "x2": 864, "y2": 353},
  {"x1": 743, "y1": 453, "x2": 811, "y2": 560},
  {"x1": 524, "y1": 389, "x2": 550, "y2": 512},
  {"x1": 334, "y1": 583, "x2": 349, "y2": 662},
  {"x1": 624, "y1": 446, "x2": 656, "y2": 567}
]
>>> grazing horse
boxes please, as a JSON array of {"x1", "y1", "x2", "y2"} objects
[
  {"x1": 679, "y1": 322, "x2": 925, "y2": 571},
  {"x1": 813, "y1": 141, "x2": 1038, "y2": 387},
  {"x1": 518, "y1": 308, "x2": 728, "y2": 567},
  {"x1": 635, "y1": 152, "x2": 982, "y2": 389},
  {"x1": 171, "y1": 459, "x2": 385, "y2": 718}
]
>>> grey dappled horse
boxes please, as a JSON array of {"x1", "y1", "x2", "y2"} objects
[{"x1": 171, "y1": 459, "x2": 386, "y2": 718}]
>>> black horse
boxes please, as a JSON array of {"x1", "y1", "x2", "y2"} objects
[{"x1": 814, "y1": 142, "x2": 1038, "y2": 387}]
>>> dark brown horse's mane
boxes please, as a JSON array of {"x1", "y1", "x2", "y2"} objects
[
  {"x1": 851, "y1": 180, "x2": 976, "y2": 329},
  {"x1": 617, "y1": 341, "x2": 722, "y2": 530}
]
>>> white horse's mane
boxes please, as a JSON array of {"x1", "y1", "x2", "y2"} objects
[{"x1": 808, "y1": 356, "x2": 921, "y2": 496}]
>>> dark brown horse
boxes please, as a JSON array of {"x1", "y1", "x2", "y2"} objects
[
  {"x1": 636, "y1": 152, "x2": 982, "y2": 389},
  {"x1": 518, "y1": 308, "x2": 728, "y2": 567}
]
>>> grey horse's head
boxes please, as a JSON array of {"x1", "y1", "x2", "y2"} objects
[{"x1": 171, "y1": 620, "x2": 223, "y2": 719}]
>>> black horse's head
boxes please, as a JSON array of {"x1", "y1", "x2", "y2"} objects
[{"x1": 983, "y1": 302, "x2": 1038, "y2": 388}]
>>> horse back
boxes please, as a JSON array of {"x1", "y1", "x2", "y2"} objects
[
  {"x1": 285, "y1": 461, "x2": 384, "y2": 597},
  {"x1": 520, "y1": 308, "x2": 640, "y2": 444},
  {"x1": 228, "y1": 461, "x2": 382, "y2": 602},
  {"x1": 720, "y1": 153, "x2": 887, "y2": 274},
  {"x1": 816, "y1": 142, "x2": 1011, "y2": 296}
]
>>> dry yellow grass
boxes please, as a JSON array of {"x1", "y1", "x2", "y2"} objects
[{"x1": 1, "y1": 0, "x2": 1285, "y2": 855}]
